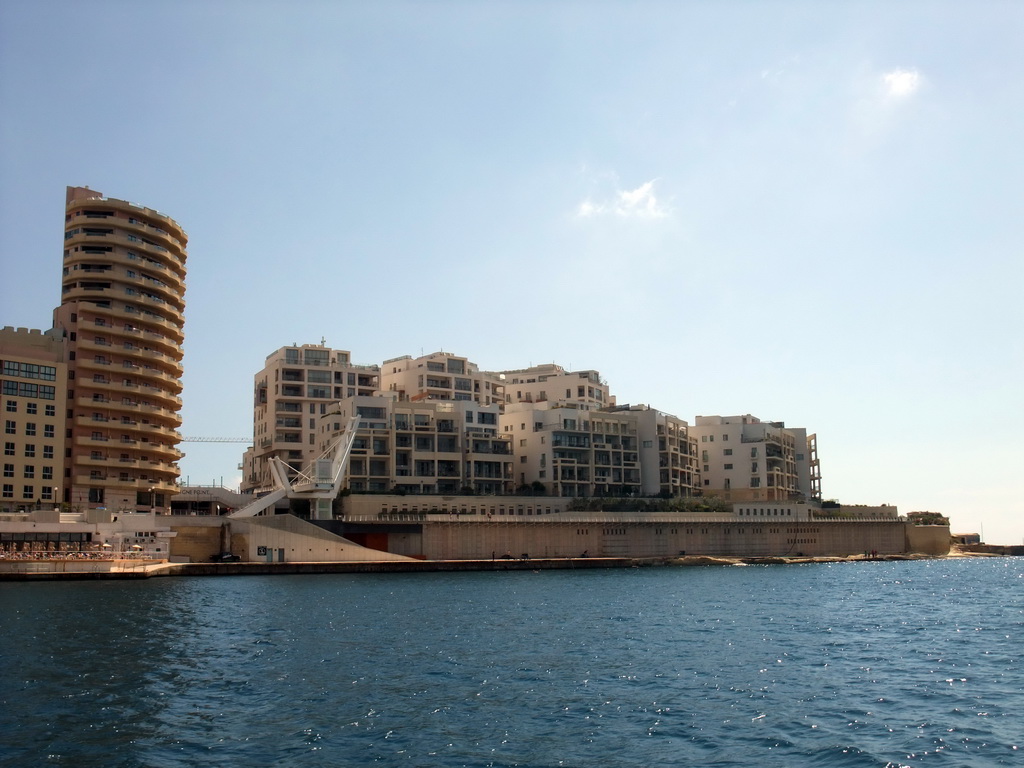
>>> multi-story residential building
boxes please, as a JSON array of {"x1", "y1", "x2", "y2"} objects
[
  {"x1": 51, "y1": 187, "x2": 187, "y2": 513},
  {"x1": 380, "y1": 352, "x2": 504, "y2": 406},
  {"x1": 495, "y1": 363, "x2": 613, "y2": 409},
  {"x1": 632, "y1": 406, "x2": 700, "y2": 497},
  {"x1": 690, "y1": 414, "x2": 821, "y2": 502},
  {"x1": 501, "y1": 402, "x2": 700, "y2": 498},
  {"x1": 0, "y1": 327, "x2": 68, "y2": 513},
  {"x1": 317, "y1": 395, "x2": 513, "y2": 495},
  {"x1": 242, "y1": 344, "x2": 380, "y2": 493}
]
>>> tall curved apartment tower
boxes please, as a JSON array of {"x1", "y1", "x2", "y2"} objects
[{"x1": 53, "y1": 186, "x2": 187, "y2": 512}]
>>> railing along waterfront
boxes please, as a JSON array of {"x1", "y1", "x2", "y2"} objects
[{"x1": 348, "y1": 512, "x2": 908, "y2": 524}]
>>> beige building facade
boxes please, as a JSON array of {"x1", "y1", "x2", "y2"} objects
[
  {"x1": 495, "y1": 363, "x2": 613, "y2": 410},
  {"x1": 690, "y1": 414, "x2": 821, "y2": 502},
  {"x1": 0, "y1": 327, "x2": 68, "y2": 512},
  {"x1": 318, "y1": 395, "x2": 513, "y2": 495},
  {"x1": 242, "y1": 343, "x2": 380, "y2": 494},
  {"x1": 500, "y1": 402, "x2": 700, "y2": 498},
  {"x1": 380, "y1": 351, "x2": 505, "y2": 406},
  {"x1": 52, "y1": 186, "x2": 188, "y2": 513}
]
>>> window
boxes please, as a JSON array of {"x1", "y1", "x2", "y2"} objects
[
  {"x1": 23, "y1": 485, "x2": 34, "y2": 498},
  {"x1": 23, "y1": 465, "x2": 34, "y2": 478},
  {"x1": 642, "y1": 440, "x2": 653, "y2": 448},
  {"x1": 4, "y1": 421, "x2": 14, "y2": 434},
  {"x1": 3, "y1": 464, "x2": 12, "y2": 477},
  {"x1": 27, "y1": 403, "x2": 37, "y2": 415},
  {"x1": 24, "y1": 444, "x2": 35, "y2": 457},
  {"x1": 42, "y1": 466, "x2": 53, "y2": 480},
  {"x1": 43, "y1": 446, "x2": 54, "y2": 459},
  {"x1": 2, "y1": 484, "x2": 12, "y2": 498},
  {"x1": 4, "y1": 442, "x2": 13, "y2": 455},
  {"x1": 722, "y1": 434, "x2": 729, "y2": 441},
  {"x1": 25, "y1": 423, "x2": 36, "y2": 436},
  {"x1": 724, "y1": 464, "x2": 733, "y2": 470},
  {"x1": 724, "y1": 448, "x2": 733, "y2": 456},
  {"x1": 5, "y1": 400, "x2": 15, "y2": 412}
]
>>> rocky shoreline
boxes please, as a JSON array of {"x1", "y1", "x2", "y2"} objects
[{"x1": 668, "y1": 547, "x2": 1006, "y2": 567}]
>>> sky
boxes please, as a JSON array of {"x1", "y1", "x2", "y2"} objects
[{"x1": 2, "y1": 1, "x2": 1022, "y2": 543}]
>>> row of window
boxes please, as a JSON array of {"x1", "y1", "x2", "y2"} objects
[
  {"x1": 4, "y1": 421, "x2": 55, "y2": 438},
  {"x1": 3, "y1": 443, "x2": 55, "y2": 459},
  {"x1": 5, "y1": 401, "x2": 56, "y2": 416},
  {"x1": 1, "y1": 361, "x2": 57, "y2": 381},
  {"x1": 2, "y1": 381, "x2": 57, "y2": 400},
  {"x1": 1, "y1": 485, "x2": 55, "y2": 499},
  {"x1": 3, "y1": 464, "x2": 54, "y2": 479}
]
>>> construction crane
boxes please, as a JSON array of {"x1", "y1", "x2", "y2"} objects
[{"x1": 181, "y1": 437, "x2": 252, "y2": 443}]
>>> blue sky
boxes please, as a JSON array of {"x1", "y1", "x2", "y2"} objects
[{"x1": 2, "y1": 2, "x2": 1021, "y2": 543}]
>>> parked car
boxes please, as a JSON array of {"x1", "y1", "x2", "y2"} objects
[{"x1": 210, "y1": 552, "x2": 241, "y2": 562}]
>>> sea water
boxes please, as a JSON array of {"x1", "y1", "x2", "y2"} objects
[{"x1": 1, "y1": 557, "x2": 1021, "y2": 767}]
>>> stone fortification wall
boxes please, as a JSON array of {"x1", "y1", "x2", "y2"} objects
[
  {"x1": 168, "y1": 517, "x2": 226, "y2": 562},
  {"x1": 416, "y1": 519, "x2": 915, "y2": 560},
  {"x1": 905, "y1": 524, "x2": 951, "y2": 555},
  {"x1": 344, "y1": 494, "x2": 573, "y2": 519}
]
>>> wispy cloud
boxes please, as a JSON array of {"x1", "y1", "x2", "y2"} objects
[
  {"x1": 882, "y1": 68, "x2": 921, "y2": 98},
  {"x1": 576, "y1": 179, "x2": 670, "y2": 220}
]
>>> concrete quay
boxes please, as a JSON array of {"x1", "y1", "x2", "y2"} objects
[{"x1": 0, "y1": 550, "x2": 981, "y2": 581}]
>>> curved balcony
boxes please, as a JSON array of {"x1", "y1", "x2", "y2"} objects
[
  {"x1": 145, "y1": 441, "x2": 184, "y2": 461},
  {"x1": 138, "y1": 384, "x2": 182, "y2": 410},
  {"x1": 60, "y1": 283, "x2": 116, "y2": 305},
  {"x1": 130, "y1": 309, "x2": 185, "y2": 342},
  {"x1": 67, "y1": 197, "x2": 187, "y2": 245},
  {"x1": 113, "y1": 214, "x2": 186, "y2": 252},
  {"x1": 75, "y1": 414, "x2": 116, "y2": 430},
  {"x1": 73, "y1": 475, "x2": 178, "y2": 491},
  {"x1": 75, "y1": 396, "x2": 181, "y2": 428},
  {"x1": 138, "y1": 330, "x2": 182, "y2": 360},
  {"x1": 66, "y1": 248, "x2": 186, "y2": 298},
  {"x1": 73, "y1": 434, "x2": 114, "y2": 449},
  {"x1": 136, "y1": 366, "x2": 183, "y2": 393}
]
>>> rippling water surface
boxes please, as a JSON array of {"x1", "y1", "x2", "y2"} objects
[{"x1": 1, "y1": 558, "x2": 1022, "y2": 767}]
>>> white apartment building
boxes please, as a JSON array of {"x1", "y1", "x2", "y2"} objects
[
  {"x1": 380, "y1": 352, "x2": 504, "y2": 406},
  {"x1": 494, "y1": 363, "x2": 613, "y2": 410},
  {"x1": 242, "y1": 344, "x2": 379, "y2": 493},
  {"x1": 317, "y1": 395, "x2": 513, "y2": 495},
  {"x1": 690, "y1": 414, "x2": 821, "y2": 502},
  {"x1": 501, "y1": 402, "x2": 700, "y2": 498}
]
